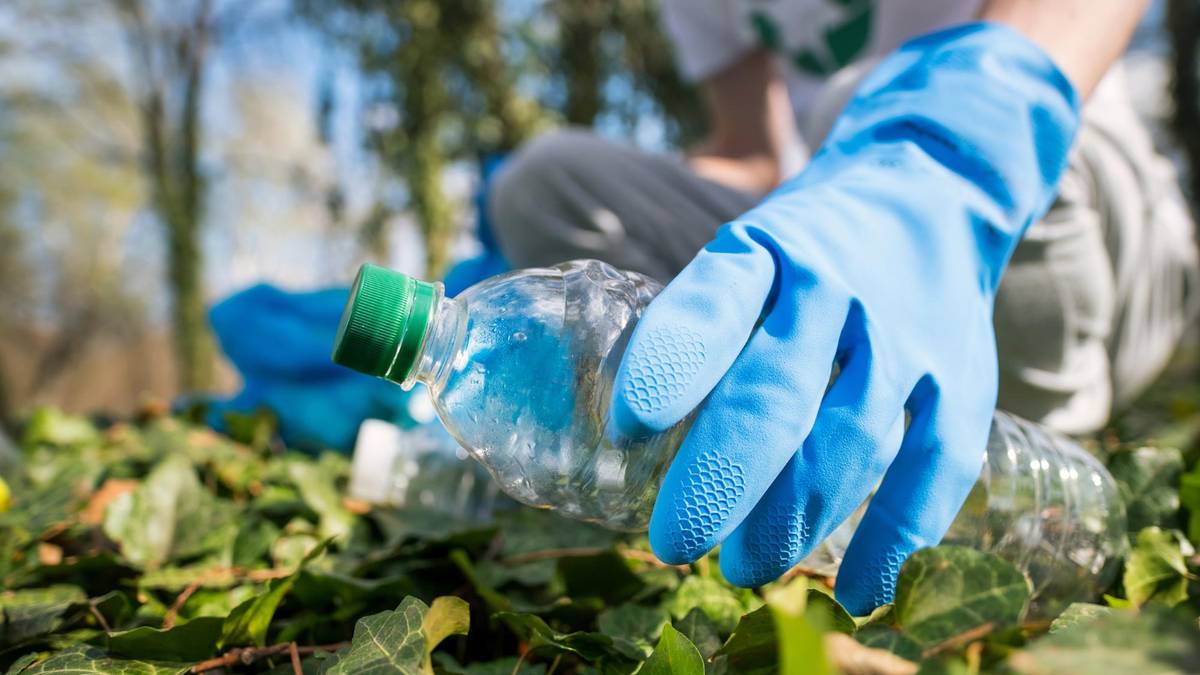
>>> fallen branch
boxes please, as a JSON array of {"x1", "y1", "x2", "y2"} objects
[{"x1": 190, "y1": 642, "x2": 348, "y2": 673}]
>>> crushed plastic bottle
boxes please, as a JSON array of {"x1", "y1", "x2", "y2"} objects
[{"x1": 332, "y1": 259, "x2": 1127, "y2": 610}]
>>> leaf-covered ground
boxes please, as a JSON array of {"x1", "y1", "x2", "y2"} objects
[{"x1": 2, "y1": 372, "x2": 1200, "y2": 675}]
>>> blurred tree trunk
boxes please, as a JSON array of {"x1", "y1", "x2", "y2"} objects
[
  {"x1": 394, "y1": 0, "x2": 455, "y2": 278},
  {"x1": 1169, "y1": 0, "x2": 1200, "y2": 206},
  {"x1": 113, "y1": 0, "x2": 215, "y2": 391},
  {"x1": 448, "y1": 0, "x2": 542, "y2": 151},
  {"x1": 554, "y1": 0, "x2": 608, "y2": 126}
]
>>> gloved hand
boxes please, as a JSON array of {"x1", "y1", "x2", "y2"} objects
[{"x1": 611, "y1": 23, "x2": 1079, "y2": 614}]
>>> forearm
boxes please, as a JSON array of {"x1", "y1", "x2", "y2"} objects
[{"x1": 980, "y1": 0, "x2": 1150, "y2": 98}]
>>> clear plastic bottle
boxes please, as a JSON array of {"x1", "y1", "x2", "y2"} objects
[
  {"x1": 332, "y1": 259, "x2": 1127, "y2": 609},
  {"x1": 348, "y1": 414, "x2": 504, "y2": 521},
  {"x1": 333, "y1": 260, "x2": 687, "y2": 530},
  {"x1": 802, "y1": 411, "x2": 1127, "y2": 616}
]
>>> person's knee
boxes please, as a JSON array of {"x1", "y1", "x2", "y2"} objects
[
  {"x1": 490, "y1": 129, "x2": 592, "y2": 226},
  {"x1": 488, "y1": 128, "x2": 604, "y2": 265}
]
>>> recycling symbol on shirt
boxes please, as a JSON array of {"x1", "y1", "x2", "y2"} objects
[{"x1": 748, "y1": 0, "x2": 875, "y2": 76}]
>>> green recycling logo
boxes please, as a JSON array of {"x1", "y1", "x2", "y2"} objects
[{"x1": 749, "y1": 0, "x2": 875, "y2": 77}]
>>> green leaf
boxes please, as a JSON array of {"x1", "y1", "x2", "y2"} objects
[
  {"x1": 764, "y1": 578, "x2": 831, "y2": 675},
  {"x1": 218, "y1": 576, "x2": 298, "y2": 649},
  {"x1": 597, "y1": 603, "x2": 669, "y2": 660},
  {"x1": 662, "y1": 575, "x2": 759, "y2": 635},
  {"x1": 891, "y1": 545, "x2": 1031, "y2": 648},
  {"x1": 1, "y1": 585, "x2": 86, "y2": 645},
  {"x1": 432, "y1": 654, "x2": 546, "y2": 675},
  {"x1": 557, "y1": 551, "x2": 644, "y2": 604},
  {"x1": 11, "y1": 644, "x2": 192, "y2": 675},
  {"x1": 287, "y1": 458, "x2": 356, "y2": 544},
  {"x1": 1122, "y1": 527, "x2": 1193, "y2": 607},
  {"x1": 218, "y1": 540, "x2": 330, "y2": 648},
  {"x1": 232, "y1": 516, "x2": 281, "y2": 568},
  {"x1": 494, "y1": 612, "x2": 617, "y2": 661},
  {"x1": 636, "y1": 624, "x2": 704, "y2": 675},
  {"x1": 853, "y1": 624, "x2": 922, "y2": 661},
  {"x1": 102, "y1": 455, "x2": 238, "y2": 569},
  {"x1": 105, "y1": 616, "x2": 224, "y2": 661},
  {"x1": 1048, "y1": 603, "x2": 1112, "y2": 634},
  {"x1": 1008, "y1": 607, "x2": 1200, "y2": 674},
  {"x1": 421, "y1": 596, "x2": 469, "y2": 672},
  {"x1": 802, "y1": 587, "x2": 855, "y2": 635},
  {"x1": 672, "y1": 607, "x2": 722, "y2": 660},
  {"x1": 22, "y1": 408, "x2": 100, "y2": 447},
  {"x1": 1177, "y1": 459, "x2": 1200, "y2": 545},
  {"x1": 1108, "y1": 446, "x2": 1184, "y2": 533},
  {"x1": 321, "y1": 597, "x2": 429, "y2": 675},
  {"x1": 714, "y1": 606, "x2": 775, "y2": 673}
]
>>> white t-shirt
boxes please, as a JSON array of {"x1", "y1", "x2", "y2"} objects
[{"x1": 661, "y1": 0, "x2": 982, "y2": 123}]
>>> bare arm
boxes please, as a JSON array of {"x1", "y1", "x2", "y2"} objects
[
  {"x1": 688, "y1": 50, "x2": 800, "y2": 196},
  {"x1": 980, "y1": 0, "x2": 1151, "y2": 97},
  {"x1": 691, "y1": 0, "x2": 1149, "y2": 193}
]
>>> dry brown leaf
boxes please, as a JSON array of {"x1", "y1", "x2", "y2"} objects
[
  {"x1": 81, "y1": 478, "x2": 139, "y2": 525},
  {"x1": 37, "y1": 542, "x2": 63, "y2": 565}
]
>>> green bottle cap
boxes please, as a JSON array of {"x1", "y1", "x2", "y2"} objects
[{"x1": 332, "y1": 264, "x2": 438, "y2": 384}]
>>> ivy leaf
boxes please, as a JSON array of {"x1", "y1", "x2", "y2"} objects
[
  {"x1": 714, "y1": 606, "x2": 775, "y2": 673},
  {"x1": 597, "y1": 603, "x2": 669, "y2": 660},
  {"x1": 420, "y1": 596, "x2": 470, "y2": 673},
  {"x1": 891, "y1": 546, "x2": 1031, "y2": 648},
  {"x1": 802, "y1": 587, "x2": 855, "y2": 635},
  {"x1": 662, "y1": 575, "x2": 760, "y2": 635},
  {"x1": 493, "y1": 612, "x2": 618, "y2": 661},
  {"x1": 1122, "y1": 527, "x2": 1194, "y2": 607},
  {"x1": 854, "y1": 625, "x2": 922, "y2": 661},
  {"x1": 1048, "y1": 603, "x2": 1112, "y2": 634},
  {"x1": 102, "y1": 455, "x2": 238, "y2": 569},
  {"x1": 10, "y1": 644, "x2": 192, "y2": 675},
  {"x1": 636, "y1": 623, "x2": 704, "y2": 675},
  {"x1": 672, "y1": 607, "x2": 722, "y2": 659},
  {"x1": 1, "y1": 584, "x2": 86, "y2": 646},
  {"x1": 1008, "y1": 607, "x2": 1200, "y2": 673},
  {"x1": 105, "y1": 616, "x2": 224, "y2": 661},
  {"x1": 320, "y1": 597, "x2": 431, "y2": 675},
  {"x1": 1108, "y1": 446, "x2": 1184, "y2": 533}
]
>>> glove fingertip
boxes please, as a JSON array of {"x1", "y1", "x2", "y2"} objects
[
  {"x1": 648, "y1": 521, "x2": 703, "y2": 566},
  {"x1": 610, "y1": 321, "x2": 710, "y2": 436},
  {"x1": 834, "y1": 542, "x2": 909, "y2": 616}
]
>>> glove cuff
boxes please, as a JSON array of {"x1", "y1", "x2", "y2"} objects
[{"x1": 816, "y1": 21, "x2": 1081, "y2": 271}]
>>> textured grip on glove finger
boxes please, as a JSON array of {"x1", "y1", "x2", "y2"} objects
[
  {"x1": 839, "y1": 543, "x2": 910, "y2": 614},
  {"x1": 621, "y1": 327, "x2": 706, "y2": 416},
  {"x1": 652, "y1": 454, "x2": 746, "y2": 563},
  {"x1": 724, "y1": 502, "x2": 809, "y2": 587},
  {"x1": 613, "y1": 326, "x2": 710, "y2": 438}
]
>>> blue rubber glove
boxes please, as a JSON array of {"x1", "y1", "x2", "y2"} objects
[{"x1": 610, "y1": 23, "x2": 1079, "y2": 614}]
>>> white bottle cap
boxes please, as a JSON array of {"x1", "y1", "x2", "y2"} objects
[{"x1": 349, "y1": 419, "x2": 406, "y2": 504}]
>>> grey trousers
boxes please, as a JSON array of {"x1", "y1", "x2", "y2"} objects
[{"x1": 488, "y1": 107, "x2": 1199, "y2": 434}]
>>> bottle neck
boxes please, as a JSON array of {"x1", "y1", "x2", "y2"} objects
[{"x1": 401, "y1": 295, "x2": 466, "y2": 391}]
